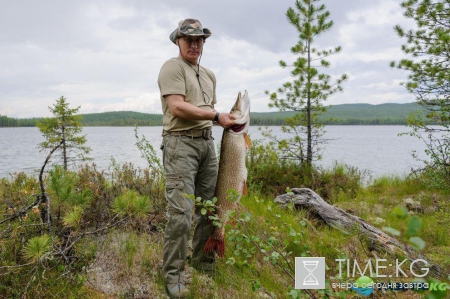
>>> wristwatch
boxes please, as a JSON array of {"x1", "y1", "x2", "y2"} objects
[{"x1": 213, "y1": 112, "x2": 220, "y2": 123}]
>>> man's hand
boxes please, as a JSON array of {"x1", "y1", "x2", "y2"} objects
[{"x1": 218, "y1": 113, "x2": 236, "y2": 128}]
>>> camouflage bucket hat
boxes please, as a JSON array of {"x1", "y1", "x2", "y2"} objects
[{"x1": 170, "y1": 18, "x2": 212, "y2": 44}]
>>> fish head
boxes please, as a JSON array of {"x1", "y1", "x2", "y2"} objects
[{"x1": 228, "y1": 91, "x2": 250, "y2": 135}]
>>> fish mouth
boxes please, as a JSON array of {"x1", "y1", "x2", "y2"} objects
[
  {"x1": 231, "y1": 122, "x2": 247, "y2": 133},
  {"x1": 229, "y1": 90, "x2": 250, "y2": 134}
]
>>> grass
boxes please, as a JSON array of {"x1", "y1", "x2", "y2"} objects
[
  {"x1": 179, "y1": 181, "x2": 448, "y2": 298},
  {"x1": 0, "y1": 161, "x2": 449, "y2": 298}
]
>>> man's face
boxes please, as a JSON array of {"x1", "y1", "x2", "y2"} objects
[{"x1": 178, "y1": 36, "x2": 204, "y2": 65}]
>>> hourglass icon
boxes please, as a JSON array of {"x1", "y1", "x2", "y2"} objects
[{"x1": 303, "y1": 260, "x2": 319, "y2": 285}]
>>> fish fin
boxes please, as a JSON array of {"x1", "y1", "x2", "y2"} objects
[
  {"x1": 243, "y1": 180, "x2": 248, "y2": 196},
  {"x1": 204, "y1": 236, "x2": 225, "y2": 258},
  {"x1": 244, "y1": 133, "x2": 251, "y2": 149}
]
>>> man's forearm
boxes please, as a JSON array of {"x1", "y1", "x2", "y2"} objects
[
  {"x1": 166, "y1": 94, "x2": 215, "y2": 121},
  {"x1": 172, "y1": 100, "x2": 215, "y2": 121},
  {"x1": 166, "y1": 94, "x2": 234, "y2": 128}
]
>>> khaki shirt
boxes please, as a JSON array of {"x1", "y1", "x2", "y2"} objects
[{"x1": 158, "y1": 57, "x2": 217, "y2": 131}]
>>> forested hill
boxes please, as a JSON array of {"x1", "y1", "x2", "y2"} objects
[
  {"x1": 81, "y1": 111, "x2": 162, "y2": 126},
  {"x1": 0, "y1": 111, "x2": 162, "y2": 127},
  {"x1": 0, "y1": 103, "x2": 426, "y2": 127},
  {"x1": 252, "y1": 102, "x2": 425, "y2": 126}
]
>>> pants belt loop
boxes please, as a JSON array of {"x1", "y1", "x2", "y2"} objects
[{"x1": 205, "y1": 129, "x2": 211, "y2": 140}]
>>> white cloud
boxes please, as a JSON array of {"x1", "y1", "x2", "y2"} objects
[
  {"x1": 347, "y1": 0, "x2": 404, "y2": 25},
  {"x1": 98, "y1": 93, "x2": 161, "y2": 114},
  {"x1": 0, "y1": 0, "x2": 418, "y2": 118}
]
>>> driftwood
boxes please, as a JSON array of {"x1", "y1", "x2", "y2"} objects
[{"x1": 274, "y1": 188, "x2": 442, "y2": 279}]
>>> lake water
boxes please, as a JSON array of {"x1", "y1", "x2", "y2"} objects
[{"x1": 0, "y1": 126, "x2": 428, "y2": 180}]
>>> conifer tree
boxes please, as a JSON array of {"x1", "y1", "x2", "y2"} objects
[
  {"x1": 37, "y1": 96, "x2": 90, "y2": 170},
  {"x1": 265, "y1": 0, "x2": 347, "y2": 171},
  {"x1": 391, "y1": 0, "x2": 450, "y2": 188}
]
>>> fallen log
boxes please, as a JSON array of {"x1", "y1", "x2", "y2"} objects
[{"x1": 274, "y1": 188, "x2": 442, "y2": 279}]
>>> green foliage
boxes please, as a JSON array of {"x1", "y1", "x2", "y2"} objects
[
  {"x1": 414, "y1": 162, "x2": 450, "y2": 190},
  {"x1": 383, "y1": 205, "x2": 426, "y2": 250},
  {"x1": 246, "y1": 138, "x2": 366, "y2": 201},
  {"x1": 1, "y1": 162, "x2": 449, "y2": 297},
  {"x1": 383, "y1": 204, "x2": 448, "y2": 298},
  {"x1": 392, "y1": 0, "x2": 449, "y2": 101},
  {"x1": 190, "y1": 194, "x2": 222, "y2": 227},
  {"x1": 24, "y1": 235, "x2": 52, "y2": 262},
  {"x1": 265, "y1": 0, "x2": 347, "y2": 169},
  {"x1": 368, "y1": 174, "x2": 426, "y2": 197},
  {"x1": 435, "y1": 198, "x2": 450, "y2": 228},
  {"x1": 108, "y1": 160, "x2": 165, "y2": 215},
  {"x1": 0, "y1": 160, "x2": 165, "y2": 298},
  {"x1": 246, "y1": 137, "x2": 304, "y2": 195},
  {"x1": 134, "y1": 126, "x2": 163, "y2": 171},
  {"x1": 36, "y1": 96, "x2": 91, "y2": 170},
  {"x1": 225, "y1": 195, "x2": 306, "y2": 294},
  {"x1": 49, "y1": 166, "x2": 93, "y2": 208},
  {"x1": 392, "y1": 0, "x2": 450, "y2": 191},
  {"x1": 113, "y1": 190, "x2": 151, "y2": 217},
  {"x1": 193, "y1": 188, "x2": 352, "y2": 298},
  {"x1": 406, "y1": 215, "x2": 422, "y2": 237},
  {"x1": 222, "y1": 192, "x2": 351, "y2": 298},
  {"x1": 63, "y1": 205, "x2": 84, "y2": 228},
  {"x1": 313, "y1": 163, "x2": 368, "y2": 202}
]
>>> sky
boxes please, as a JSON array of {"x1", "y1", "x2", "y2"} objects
[{"x1": 0, "y1": 0, "x2": 418, "y2": 118}]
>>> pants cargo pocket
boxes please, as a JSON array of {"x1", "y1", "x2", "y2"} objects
[{"x1": 165, "y1": 174, "x2": 185, "y2": 214}]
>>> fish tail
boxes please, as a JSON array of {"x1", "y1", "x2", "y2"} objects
[{"x1": 204, "y1": 236, "x2": 225, "y2": 257}]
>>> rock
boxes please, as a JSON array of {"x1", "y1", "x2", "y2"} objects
[{"x1": 403, "y1": 197, "x2": 423, "y2": 213}]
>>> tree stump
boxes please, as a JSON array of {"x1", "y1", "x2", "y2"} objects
[{"x1": 274, "y1": 188, "x2": 442, "y2": 279}]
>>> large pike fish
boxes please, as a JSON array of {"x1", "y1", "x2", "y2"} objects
[{"x1": 204, "y1": 91, "x2": 251, "y2": 257}]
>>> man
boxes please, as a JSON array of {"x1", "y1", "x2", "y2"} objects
[{"x1": 158, "y1": 19, "x2": 235, "y2": 298}]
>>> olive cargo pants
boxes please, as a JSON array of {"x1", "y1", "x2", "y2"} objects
[{"x1": 161, "y1": 134, "x2": 217, "y2": 285}]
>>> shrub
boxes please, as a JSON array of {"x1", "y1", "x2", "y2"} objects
[
  {"x1": 247, "y1": 140, "x2": 366, "y2": 202},
  {"x1": 0, "y1": 161, "x2": 165, "y2": 298}
]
